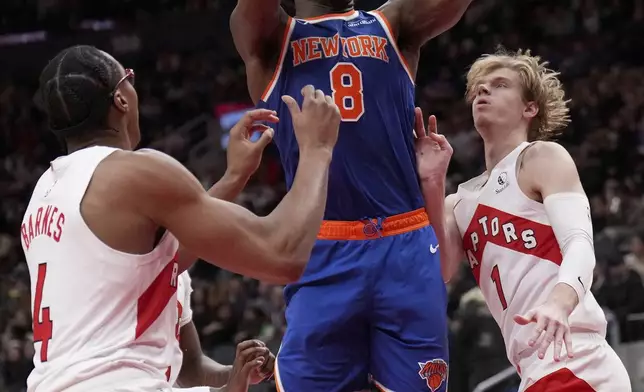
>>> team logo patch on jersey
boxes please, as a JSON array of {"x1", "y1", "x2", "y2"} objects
[{"x1": 418, "y1": 358, "x2": 448, "y2": 391}]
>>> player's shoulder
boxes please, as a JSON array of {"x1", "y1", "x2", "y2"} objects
[
  {"x1": 519, "y1": 141, "x2": 579, "y2": 190},
  {"x1": 98, "y1": 148, "x2": 186, "y2": 184},
  {"x1": 445, "y1": 193, "x2": 458, "y2": 208},
  {"x1": 522, "y1": 141, "x2": 574, "y2": 168},
  {"x1": 95, "y1": 148, "x2": 200, "y2": 208}
]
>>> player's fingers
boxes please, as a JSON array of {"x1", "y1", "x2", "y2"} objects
[
  {"x1": 241, "y1": 356, "x2": 266, "y2": 376},
  {"x1": 238, "y1": 346, "x2": 268, "y2": 363},
  {"x1": 553, "y1": 324, "x2": 566, "y2": 362},
  {"x1": 254, "y1": 128, "x2": 274, "y2": 148},
  {"x1": 527, "y1": 315, "x2": 547, "y2": 346},
  {"x1": 252, "y1": 339, "x2": 266, "y2": 347},
  {"x1": 427, "y1": 132, "x2": 450, "y2": 149},
  {"x1": 281, "y1": 95, "x2": 301, "y2": 117},
  {"x1": 414, "y1": 107, "x2": 427, "y2": 138},
  {"x1": 513, "y1": 310, "x2": 536, "y2": 326},
  {"x1": 436, "y1": 136, "x2": 453, "y2": 154},
  {"x1": 249, "y1": 124, "x2": 272, "y2": 134},
  {"x1": 247, "y1": 109, "x2": 279, "y2": 123},
  {"x1": 315, "y1": 89, "x2": 325, "y2": 100},
  {"x1": 537, "y1": 319, "x2": 558, "y2": 359},
  {"x1": 301, "y1": 84, "x2": 315, "y2": 99},
  {"x1": 564, "y1": 328, "x2": 574, "y2": 358},
  {"x1": 235, "y1": 110, "x2": 278, "y2": 131},
  {"x1": 256, "y1": 354, "x2": 275, "y2": 380},
  {"x1": 235, "y1": 339, "x2": 263, "y2": 356},
  {"x1": 428, "y1": 114, "x2": 438, "y2": 134},
  {"x1": 325, "y1": 95, "x2": 334, "y2": 106}
]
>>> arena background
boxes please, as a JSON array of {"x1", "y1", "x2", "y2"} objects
[{"x1": 1, "y1": 0, "x2": 644, "y2": 391}]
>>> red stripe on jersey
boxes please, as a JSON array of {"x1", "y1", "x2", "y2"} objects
[
  {"x1": 462, "y1": 204, "x2": 562, "y2": 284},
  {"x1": 175, "y1": 301, "x2": 183, "y2": 340},
  {"x1": 135, "y1": 256, "x2": 179, "y2": 339}
]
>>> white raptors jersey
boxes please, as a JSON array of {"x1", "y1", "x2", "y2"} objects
[
  {"x1": 452, "y1": 142, "x2": 607, "y2": 367},
  {"x1": 169, "y1": 271, "x2": 194, "y2": 386},
  {"x1": 21, "y1": 146, "x2": 180, "y2": 392}
]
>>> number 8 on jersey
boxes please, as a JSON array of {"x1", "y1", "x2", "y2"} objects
[{"x1": 330, "y1": 63, "x2": 365, "y2": 122}]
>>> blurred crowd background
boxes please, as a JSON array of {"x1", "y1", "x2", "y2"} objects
[{"x1": 1, "y1": 0, "x2": 644, "y2": 391}]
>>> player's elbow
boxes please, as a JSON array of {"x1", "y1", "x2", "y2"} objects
[
  {"x1": 263, "y1": 232, "x2": 312, "y2": 284},
  {"x1": 258, "y1": 253, "x2": 305, "y2": 284},
  {"x1": 407, "y1": 0, "x2": 472, "y2": 43},
  {"x1": 273, "y1": 257, "x2": 306, "y2": 284}
]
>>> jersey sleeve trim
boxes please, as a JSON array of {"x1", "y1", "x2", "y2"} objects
[
  {"x1": 369, "y1": 10, "x2": 415, "y2": 84},
  {"x1": 260, "y1": 17, "x2": 296, "y2": 102}
]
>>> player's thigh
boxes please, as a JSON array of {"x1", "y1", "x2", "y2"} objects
[
  {"x1": 277, "y1": 240, "x2": 371, "y2": 392},
  {"x1": 369, "y1": 227, "x2": 449, "y2": 391}
]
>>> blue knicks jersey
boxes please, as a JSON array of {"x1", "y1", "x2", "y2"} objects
[{"x1": 259, "y1": 10, "x2": 424, "y2": 220}]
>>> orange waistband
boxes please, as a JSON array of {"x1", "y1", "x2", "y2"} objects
[{"x1": 317, "y1": 208, "x2": 430, "y2": 241}]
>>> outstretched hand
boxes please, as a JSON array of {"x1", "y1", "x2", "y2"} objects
[{"x1": 514, "y1": 302, "x2": 574, "y2": 362}]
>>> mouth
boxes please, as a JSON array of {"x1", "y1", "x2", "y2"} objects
[{"x1": 475, "y1": 99, "x2": 490, "y2": 106}]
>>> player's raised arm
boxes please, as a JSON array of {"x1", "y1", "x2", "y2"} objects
[
  {"x1": 174, "y1": 109, "x2": 276, "y2": 267},
  {"x1": 121, "y1": 87, "x2": 338, "y2": 284},
  {"x1": 379, "y1": 0, "x2": 473, "y2": 50},
  {"x1": 414, "y1": 108, "x2": 463, "y2": 282},
  {"x1": 230, "y1": 0, "x2": 285, "y2": 60},
  {"x1": 230, "y1": 0, "x2": 289, "y2": 102}
]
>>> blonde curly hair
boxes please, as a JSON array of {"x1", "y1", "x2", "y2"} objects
[{"x1": 465, "y1": 48, "x2": 571, "y2": 140}]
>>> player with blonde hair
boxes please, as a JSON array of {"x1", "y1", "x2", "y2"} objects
[{"x1": 414, "y1": 49, "x2": 631, "y2": 391}]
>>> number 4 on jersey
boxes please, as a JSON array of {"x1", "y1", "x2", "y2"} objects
[
  {"x1": 329, "y1": 63, "x2": 365, "y2": 122},
  {"x1": 33, "y1": 263, "x2": 53, "y2": 362}
]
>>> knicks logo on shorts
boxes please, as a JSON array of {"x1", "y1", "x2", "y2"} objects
[{"x1": 418, "y1": 358, "x2": 448, "y2": 391}]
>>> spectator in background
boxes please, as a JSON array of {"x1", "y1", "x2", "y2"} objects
[
  {"x1": 1, "y1": 338, "x2": 32, "y2": 392},
  {"x1": 625, "y1": 230, "x2": 644, "y2": 281},
  {"x1": 594, "y1": 249, "x2": 644, "y2": 342}
]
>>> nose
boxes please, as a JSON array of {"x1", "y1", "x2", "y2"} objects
[{"x1": 477, "y1": 84, "x2": 490, "y2": 96}]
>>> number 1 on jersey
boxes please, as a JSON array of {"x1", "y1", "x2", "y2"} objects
[
  {"x1": 33, "y1": 263, "x2": 53, "y2": 362},
  {"x1": 491, "y1": 264, "x2": 508, "y2": 310},
  {"x1": 329, "y1": 63, "x2": 365, "y2": 122}
]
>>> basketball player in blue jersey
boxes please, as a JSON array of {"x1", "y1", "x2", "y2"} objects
[{"x1": 231, "y1": 1, "x2": 473, "y2": 391}]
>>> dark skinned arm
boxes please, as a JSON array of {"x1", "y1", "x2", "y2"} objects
[
  {"x1": 176, "y1": 320, "x2": 232, "y2": 388},
  {"x1": 115, "y1": 144, "x2": 331, "y2": 283},
  {"x1": 174, "y1": 172, "x2": 249, "y2": 268},
  {"x1": 379, "y1": 0, "x2": 474, "y2": 75},
  {"x1": 230, "y1": 0, "x2": 289, "y2": 103}
]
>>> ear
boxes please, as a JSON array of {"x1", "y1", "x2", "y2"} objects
[
  {"x1": 112, "y1": 90, "x2": 129, "y2": 113},
  {"x1": 523, "y1": 101, "x2": 538, "y2": 120}
]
